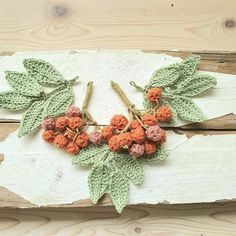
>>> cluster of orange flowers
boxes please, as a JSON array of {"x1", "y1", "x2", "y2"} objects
[
  {"x1": 41, "y1": 86, "x2": 172, "y2": 158},
  {"x1": 104, "y1": 111, "x2": 167, "y2": 158},
  {"x1": 42, "y1": 106, "x2": 89, "y2": 154}
]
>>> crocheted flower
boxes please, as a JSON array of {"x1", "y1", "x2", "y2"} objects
[
  {"x1": 156, "y1": 129, "x2": 166, "y2": 145},
  {"x1": 65, "y1": 105, "x2": 81, "y2": 117},
  {"x1": 110, "y1": 114, "x2": 128, "y2": 130},
  {"x1": 75, "y1": 132, "x2": 89, "y2": 148},
  {"x1": 117, "y1": 132, "x2": 133, "y2": 148},
  {"x1": 41, "y1": 118, "x2": 55, "y2": 130},
  {"x1": 142, "y1": 114, "x2": 158, "y2": 126},
  {"x1": 108, "y1": 135, "x2": 121, "y2": 152},
  {"x1": 101, "y1": 126, "x2": 114, "y2": 140},
  {"x1": 129, "y1": 144, "x2": 145, "y2": 158},
  {"x1": 42, "y1": 130, "x2": 55, "y2": 143},
  {"x1": 131, "y1": 127, "x2": 145, "y2": 144},
  {"x1": 146, "y1": 87, "x2": 162, "y2": 102},
  {"x1": 68, "y1": 117, "x2": 84, "y2": 131},
  {"x1": 54, "y1": 134, "x2": 68, "y2": 148},
  {"x1": 66, "y1": 142, "x2": 80, "y2": 154},
  {"x1": 145, "y1": 125, "x2": 163, "y2": 142},
  {"x1": 156, "y1": 106, "x2": 172, "y2": 122},
  {"x1": 55, "y1": 117, "x2": 68, "y2": 131},
  {"x1": 89, "y1": 131, "x2": 103, "y2": 145},
  {"x1": 130, "y1": 119, "x2": 141, "y2": 130},
  {"x1": 144, "y1": 141, "x2": 157, "y2": 155}
]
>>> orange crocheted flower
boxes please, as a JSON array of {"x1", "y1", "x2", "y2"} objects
[
  {"x1": 55, "y1": 117, "x2": 68, "y2": 131},
  {"x1": 108, "y1": 135, "x2": 120, "y2": 152},
  {"x1": 156, "y1": 106, "x2": 172, "y2": 122},
  {"x1": 66, "y1": 142, "x2": 80, "y2": 154},
  {"x1": 101, "y1": 126, "x2": 114, "y2": 140},
  {"x1": 110, "y1": 114, "x2": 128, "y2": 131},
  {"x1": 146, "y1": 87, "x2": 162, "y2": 102},
  {"x1": 131, "y1": 127, "x2": 145, "y2": 144},
  {"x1": 156, "y1": 129, "x2": 166, "y2": 145},
  {"x1": 144, "y1": 141, "x2": 157, "y2": 155},
  {"x1": 117, "y1": 132, "x2": 133, "y2": 148},
  {"x1": 42, "y1": 130, "x2": 55, "y2": 143},
  {"x1": 54, "y1": 134, "x2": 68, "y2": 148},
  {"x1": 130, "y1": 119, "x2": 141, "y2": 130},
  {"x1": 68, "y1": 117, "x2": 84, "y2": 131},
  {"x1": 142, "y1": 114, "x2": 158, "y2": 126},
  {"x1": 75, "y1": 132, "x2": 89, "y2": 148}
]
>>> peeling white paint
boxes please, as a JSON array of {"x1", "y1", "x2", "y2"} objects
[
  {"x1": 0, "y1": 50, "x2": 235, "y2": 125},
  {"x1": 0, "y1": 131, "x2": 236, "y2": 206}
]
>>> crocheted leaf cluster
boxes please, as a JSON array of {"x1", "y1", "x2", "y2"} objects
[
  {"x1": 72, "y1": 113, "x2": 168, "y2": 213},
  {"x1": 73, "y1": 144, "x2": 157, "y2": 213},
  {"x1": 143, "y1": 55, "x2": 217, "y2": 123},
  {"x1": 0, "y1": 59, "x2": 77, "y2": 137}
]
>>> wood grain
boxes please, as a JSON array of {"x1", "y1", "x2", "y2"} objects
[
  {"x1": 1, "y1": 202, "x2": 236, "y2": 235},
  {"x1": 0, "y1": 0, "x2": 236, "y2": 234},
  {"x1": 0, "y1": 0, "x2": 235, "y2": 51}
]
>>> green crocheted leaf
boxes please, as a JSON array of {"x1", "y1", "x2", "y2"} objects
[
  {"x1": 18, "y1": 100, "x2": 45, "y2": 137},
  {"x1": 113, "y1": 152, "x2": 144, "y2": 184},
  {"x1": 72, "y1": 145, "x2": 110, "y2": 166},
  {"x1": 151, "y1": 64, "x2": 180, "y2": 87},
  {"x1": 23, "y1": 58, "x2": 65, "y2": 86},
  {"x1": 179, "y1": 55, "x2": 200, "y2": 79},
  {"x1": 43, "y1": 84, "x2": 73, "y2": 117},
  {"x1": 109, "y1": 170, "x2": 129, "y2": 213},
  {"x1": 142, "y1": 148, "x2": 168, "y2": 163},
  {"x1": 0, "y1": 92, "x2": 33, "y2": 110},
  {"x1": 88, "y1": 164, "x2": 109, "y2": 204},
  {"x1": 173, "y1": 74, "x2": 217, "y2": 97},
  {"x1": 171, "y1": 96, "x2": 205, "y2": 122},
  {"x1": 5, "y1": 72, "x2": 43, "y2": 97}
]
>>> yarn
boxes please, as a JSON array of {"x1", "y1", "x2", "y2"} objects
[
  {"x1": 66, "y1": 142, "x2": 80, "y2": 154},
  {"x1": 42, "y1": 130, "x2": 55, "y2": 143},
  {"x1": 101, "y1": 126, "x2": 114, "y2": 140},
  {"x1": 54, "y1": 134, "x2": 68, "y2": 148},
  {"x1": 142, "y1": 55, "x2": 217, "y2": 123},
  {"x1": 41, "y1": 118, "x2": 55, "y2": 130},
  {"x1": 75, "y1": 132, "x2": 89, "y2": 148},
  {"x1": 68, "y1": 117, "x2": 84, "y2": 130},
  {"x1": 129, "y1": 144, "x2": 145, "y2": 158},
  {"x1": 142, "y1": 114, "x2": 158, "y2": 126},
  {"x1": 156, "y1": 106, "x2": 172, "y2": 122},
  {"x1": 144, "y1": 141, "x2": 157, "y2": 155},
  {"x1": 55, "y1": 117, "x2": 68, "y2": 130},
  {"x1": 89, "y1": 131, "x2": 103, "y2": 145},
  {"x1": 110, "y1": 114, "x2": 128, "y2": 130},
  {"x1": 145, "y1": 125, "x2": 163, "y2": 142},
  {"x1": 65, "y1": 105, "x2": 81, "y2": 117}
]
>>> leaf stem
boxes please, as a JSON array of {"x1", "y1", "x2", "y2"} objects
[
  {"x1": 111, "y1": 81, "x2": 141, "y2": 116},
  {"x1": 129, "y1": 81, "x2": 144, "y2": 92}
]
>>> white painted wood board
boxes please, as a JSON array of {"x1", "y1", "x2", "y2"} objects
[{"x1": 0, "y1": 50, "x2": 235, "y2": 206}]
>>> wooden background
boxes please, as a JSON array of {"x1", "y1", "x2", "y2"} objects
[{"x1": 0, "y1": 0, "x2": 236, "y2": 235}]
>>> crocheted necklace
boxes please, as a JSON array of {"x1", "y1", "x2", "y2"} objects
[{"x1": 0, "y1": 55, "x2": 217, "y2": 213}]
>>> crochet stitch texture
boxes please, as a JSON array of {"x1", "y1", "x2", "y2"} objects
[
  {"x1": 143, "y1": 55, "x2": 217, "y2": 123},
  {"x1": 0, "y1": 58, "x2": 78, "y2": 137}
]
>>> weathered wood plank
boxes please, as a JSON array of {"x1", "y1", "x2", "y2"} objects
[
  {"x1": 144, "y1": 50, "x2": 236, "y2": 74},
  {"x1": 0, "y1": 0, "x2": 235, "y2": 51}
]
